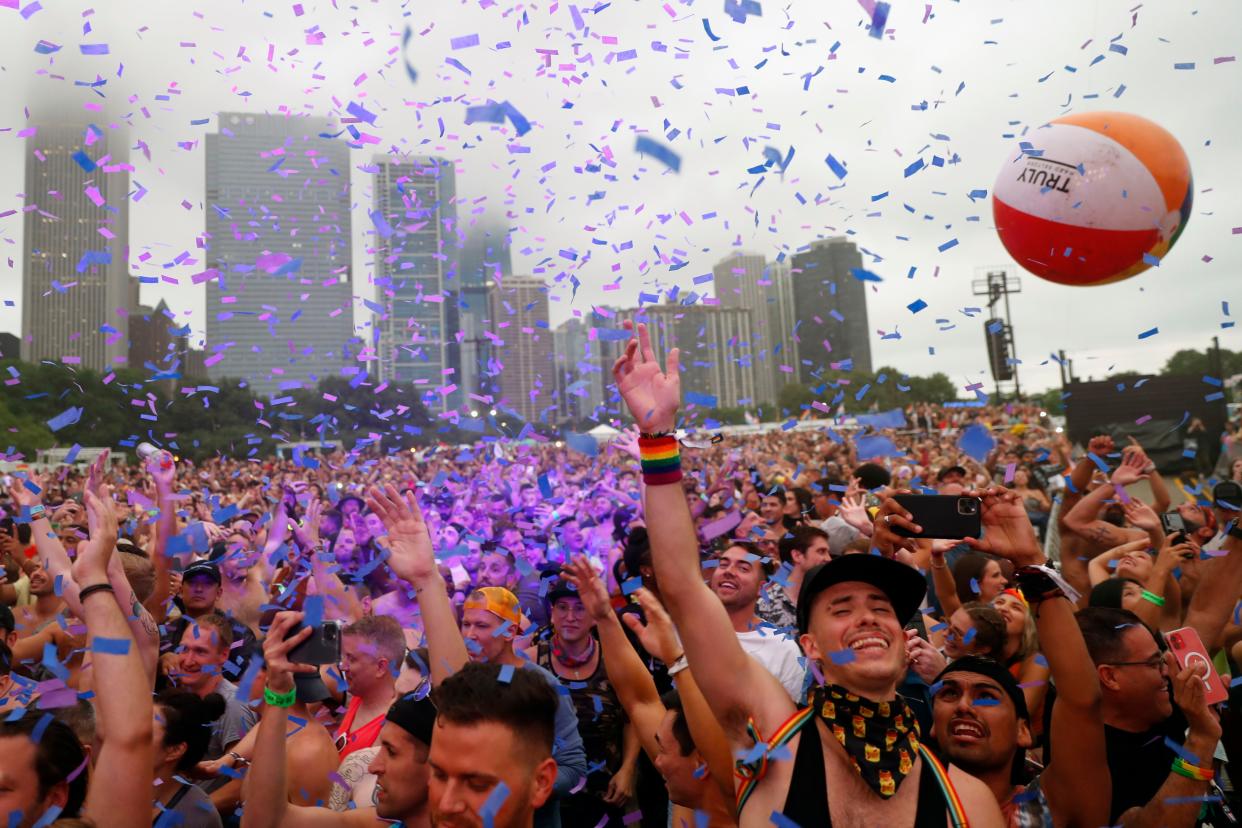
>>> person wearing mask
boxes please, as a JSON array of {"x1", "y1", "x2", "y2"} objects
[
  {"x1": 241, "y1": 611, "x2": 438, "y2": 828},
  {"x1": 527, "y1": 577, "x2": 638, "y2": 826},
  {"x1": 334, "y1": 615, "x2": 403, "y2": 761},
  {"x1": 930, "y1": 488, "x2": 1110, "y2": 827},
  {"x1": 611, "y1": 322, "x2": 1003, "y2": 827},
  {"x1": 757, "y1": 526, "x2": 832, "y2": 631},
  {"x1": 710, "y1": 541, "x2": 807, "y2": 702},
  {"x1": 363, "y1": 484, "x2": 587, "y2": 828}
]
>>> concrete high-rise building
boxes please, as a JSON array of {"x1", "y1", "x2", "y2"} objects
[
  {"x1": 455, "y1": 218, "x2": 510, "y2": 406},
  {"x1": 372, "y1": 156, "x2": 459, "y2": 413},
  {"x1": 789, "y1": 237, "x2": 871, "y2": 383},
  {"x1": 489, "y1": 276, "x2": 554, "y2": 422},
  {"x1": 203, "y1": 113, "x2": 353, "y2": 396},
  {"x1": 712, "y1": 252, "x2": 800, "y2": 406},
  {"x1": 553, "y1": 316, "x2": 607, "y2": 422},
  {"x1": 0, "y1": 332, "x2": 20, "y2": 360},
  {"x1": 21, "y1": 124, "x2": 130, "y2": 372},
  {"x1": 616, "y1": 301, "x2": 757, "y2": 409},
  {"x1": 127, "y1": 278, "x2": 175, "y2": 374}
]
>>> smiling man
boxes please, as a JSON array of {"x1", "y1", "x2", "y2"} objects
[{"x1": 611, "y1": 321, "x2": 1003, "y2": 827}]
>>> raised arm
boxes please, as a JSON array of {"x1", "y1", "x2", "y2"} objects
[
  {"x1": 1087, "y1": 540, "x2": 1147, "y2": 587},
  {"x1": 613, "y1": 322, "x2": 791, "y2": 732},
  {"x1": 929, "y1": 541, "x2": 962, "y2": 617},
  {"x1": 1182, "y1": 528, "x2": 1242, "y2": 653},
  {"x1": 366, "y1": 484, "x2": 468, "y2": 683},
  {"x1": 1062, "y1": 452, "x2": 1150, "y2": 548},
  {"x1": 75, "y1": 490, "x2": 154, "y2": 828},
  {"x1": 146, "y1": 450, "x2": 179, "y2": 620}
]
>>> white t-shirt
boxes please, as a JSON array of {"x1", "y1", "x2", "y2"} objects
[{"x1": 736, "y1": 628, "x2": 807, "y2": 702}]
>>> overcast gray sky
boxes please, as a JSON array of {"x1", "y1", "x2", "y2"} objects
[{"x1": 1, "y1": 0, "x2": 1239, "y2": 397}]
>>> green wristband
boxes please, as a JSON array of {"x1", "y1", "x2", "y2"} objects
[
  {"x1": 1141, "y1": 589, "x2": 1166, "y2": 608},
  {"x1": 264, "y1": 685, "x2": 297, "y2": 708}
]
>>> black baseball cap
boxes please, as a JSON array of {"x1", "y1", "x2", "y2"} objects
[
  {"x1": 386, "y1": 693, "x2": 437, "y2": 747},
  {"x1": 796, "y1": 554, "x2": 927, "y2": 633},
  {"x1": 934, "y1": 655, "x2": 1029, "y2": 721},
  {"x1": 542, "y1": 575, "x2": 579, "y2": 607},
  {"x1": 182, "y1": 561, "x2": 222, "y2": 584},
  {"x1": 1213, "y1": 481, "x2": 1242, "y2": 511},
  {"x1": 937, "y1": 465, "x2": 968, "y2": 482}
]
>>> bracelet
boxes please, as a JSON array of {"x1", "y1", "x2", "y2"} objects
[
  {"x1": 264, "y1": 685, "x2": 297, "y2": 708},
  {"x1": 227, "y1": 751, "x2": 250, "y2": 768},
  {"x1": 28, "y1": 504, "x2": 46, "y2": 520},
  {"x1": 1013, "y1": 567, "x2": 1064, "y2": 606},
  {"x1": 668, "y1": 654, "x2": 690, "y2": 677},
  {"x1": 638, "y1": 435, "x2": 683, "y2": 486},
  {"x1": 930, "y1": 560, "x2": 948, "y2": 570},
  {"x1": 78, "y1": 583, "x2": 115, "y2": 602},
  {"x1": 1170, "y1": 757, "x2": 1214, "y2": 781},
  {"x1": 1141, "y1": 590, "x2": 1166, "y2": 608},
  {"x1": 640, "y1": 430, "x2": 676, "y2": 439}
]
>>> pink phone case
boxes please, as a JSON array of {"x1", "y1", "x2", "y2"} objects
[{"x1": 1164, "y1": 626, "x2": 1229, "y2": 706}]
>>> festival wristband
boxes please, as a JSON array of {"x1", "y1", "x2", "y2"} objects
[
  {"x1": 264, "y1": 685, "x2": 297, "y2": 708},
  {"x1": 1170, "y1": 757, "x2": 1213, "y2": 781},
  {"x1": 667, "y1": 653, "x2": 690, "y2": 677},
  {"x1": 1141, "y1": 590, "x2": 1166, "y2": 608},
  {"x1": 27, "y1": 504, "x2": 46, "y2": 521},
  {"x1": 638, "y1": 435, "x2": 682, "y2": 485},
  {"x1": 78, "y1": 583, "x2": 115, "y2": 602}
]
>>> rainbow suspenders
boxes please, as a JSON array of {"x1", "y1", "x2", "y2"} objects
[{"x1": 733, "y1": 706, "x2": 970, "y2": 828}]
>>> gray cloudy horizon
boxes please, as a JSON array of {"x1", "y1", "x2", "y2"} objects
[{"x1": 1, "y1": 0, "x2": 1239, "y2": 400}]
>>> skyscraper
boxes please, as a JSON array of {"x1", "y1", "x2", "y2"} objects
[
  {"x1": 789, "y1": 237, "x2": 872, "y2": 383},
  {"x1": 203, "y1": 113, "x2": 353, "y2": 396},
  {"x1": 553, "y1": 315, "x2": 607, "y2": 422},
  {"x1": 21, "y1": 124, "x2": 130, "y2": 372},
  {"x1": 712, "y1": 252, "x2": 799, "y2": 405},
  {"x1": 489, "y1": 276, "x2": 555, "y2": 422},
  {"x1": 456, "y1": 218, "x2": 510, "y2": 406},
  {"x1": 371, "y1": 155, "x2": 459, "y2": 413},
  {"x1": 615, "y1": 301, "x2": 758, "y2": 409}
]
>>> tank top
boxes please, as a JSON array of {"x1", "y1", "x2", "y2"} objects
[
  {"x1": 779, "y1": 716, "x2": 964, "y2": 828},
  {"x1": 535, "y1": 637, "x2": 626, "y2": 794},
  {"x1": 333, "y1": 696, "x2": 386, "y2": 761}
]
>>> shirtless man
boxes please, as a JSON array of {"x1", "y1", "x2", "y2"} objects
[{"x1": 613, "y1": 322, "x2": 1003, "y2": 828}]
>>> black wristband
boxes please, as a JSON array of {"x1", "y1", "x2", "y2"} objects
[
  {"x1": 78, "y1": 583, "x2": 115, "y2": 602},
  {"x1": 1013, "y1": 566, "x2": 1064, "y2": 606}
]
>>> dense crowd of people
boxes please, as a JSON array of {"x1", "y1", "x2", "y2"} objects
[{"x1": 2, "y1": 321, "x2": 1242, "y2": 827}]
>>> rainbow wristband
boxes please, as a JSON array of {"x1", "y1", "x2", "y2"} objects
[
  {"x1": 638, "y1": 434, "x2": 683, "y2": 485},
  {"x1": 1170, "y1": 757, "x2": 1213, "y2": 782}
]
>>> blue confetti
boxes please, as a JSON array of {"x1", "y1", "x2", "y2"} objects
[
  {"x1": 824, "y1": 154, "x2": 848, "y2": 179},
  {"x1": 497, "y1": 664, "x2": 515, "y2": 684},
  {"x1": 71, "y1": 151, "x2": 96, "y2": 172},
  {"x1": 829, "y1": 649, "x2": 856, "y2": 665},
  {"x1": 91, "y1": 637, "x2": 131, "y2": 656},
  {"x1": 46, "y1": 407, "x2": 83, "y2": 433},
  {"x1": 868, "y1": 1, "x2": 890, "y2": 37},
  {"x1": 685, "y1": 391, "x2": 719, "y2": 408},
  {"x1": 635, "y1": 136, "x2": 682, "y2": 172}
]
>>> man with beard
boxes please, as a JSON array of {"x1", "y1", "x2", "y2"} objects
[
  {"x1": 427, "y1": 662, "x2": 560, "y2": 828},
  {"x1": 612, "y1": 322, "x2": 1002, "y2": 827},
  {"x1": 757, "y1": 525, "x2": 833, "y2": 631},
  {"x1": 241, "y1": 611, "x2": 438, "y2": 828},
  {"x1": 928, "y1": 487, "x2": 1110, "y2": 827},
  {"x1": 364, "y1": 485, "x2": 585, "y2": 828},
  {"x1": 710, "y1": 541, "x2": 806, "y2": 701}
]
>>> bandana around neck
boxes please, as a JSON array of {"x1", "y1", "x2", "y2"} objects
[{"x1": 811, "y1": 684, "x2": 921, "y2": 799}]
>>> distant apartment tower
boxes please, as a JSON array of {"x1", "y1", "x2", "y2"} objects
[
  {"x1": 789, "y1": 238, "x2": 871, "y2": 382},
  {"x1": 21, "y1": 124, "x2": 130, "y2": 372},
  {"x1": 712, "y1": 252, "x2": 799, "y2": 405},
  {"x1": 203, "y1": 113, "x2": 353, "y2": 396},
  {"x1": 455, "y1": 218, "x2": 510, "y2": 405},
  {"x1": 616, "y1": 302, "x2": 757, "y2": 409},
  {"x1": 489, "y1": 276, "x2": 555, "y2": 422},
  {"x1": 127, "y1": 278, "x2": 174, "y2": 373},
  {"x1": 372, "y1": 156, "x2": 460, "y2": 413},
  {"x1": 553, "y1": 316, "x2": 607, "y2": 422}
]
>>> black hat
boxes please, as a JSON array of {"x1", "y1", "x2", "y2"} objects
[
  {"x1": 796, "y1": 554, "x2": 927, "y2": 633},
  {"x1": 1213, "y1": 481, "x2": 1242, "y2": 511},
  {"x1": 294, "y1": 672, "x2": 333, "y2": 705},
  {"x1": 934, "y1": 655, "x2": 1029, "y2": 721},
  {"x1": 182, "y1": 561, "x2": 222, "y2": 584},
  {"x1": 937, "y1": 465, "x2": 968, "y2": 482},
  {"x1": 542, "y1": 575, "x2": 579, "y2": 607},
  {"x1": 386, "y1": 692, "x2": 437, "y2": 747}
]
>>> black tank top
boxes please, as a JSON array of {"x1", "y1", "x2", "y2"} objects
[{"x1": 781, "y1": 719, "x2": 951, "y2": 827}]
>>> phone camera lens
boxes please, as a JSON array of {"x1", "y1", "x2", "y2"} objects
[
  {"x1": 1170, "y1": 635, "x2": 1183, "y2": 649},
  {"x1": 959, "y1": 499, "x2": 979, "y2": 516}
]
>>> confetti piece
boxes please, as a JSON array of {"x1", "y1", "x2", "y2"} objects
[
  {"x1": 868, "y1": 1, "x2": 890, "y2": 37},
  {"x1": 702, "y1": 19, "x2": 722, "y2": 41},
  {"x1": 46, "y1": 407, "x2": 83, "y2": 432},
  {"x1": 824, "y1": 154, "x2": 848, "y2": 179},
  {"x1": 958, "y1": 424, "x2": 995, "y2": 461},
  {"x1": 450, "y1": 33, "x2": 480, "y2": 50},
  {"x1": 938, "y1": 238, "x2": 959, "y2": 252},
  {"x1": 829, "y1": 649, "x2": 856, "y2": 665},
  {"x1": 79, "y1": 43, "x2": 109, "y2": 55},
  {"x1": 464, "y1": 100, "x2": 531, "y2": 136},
  {"x1": 908, "y1": 299, "x2": 928, "y2": 313},
  {"x1": 497, "y1": 664, "x2": 515, "y2": 684},
  {"x1": 685, "y1": 391, "x2": 719, "y2": 408},
  {"x1": 91, "y1": 637, "x2": 131, "y2": 656},
  {"x1": 634, "y1": 136, "x2": 681, "y2": 172},
  {"x1": 621, "y1": 576, "x2": 643, "y2": 595},
  {"x1": 1137, "y1": 327, "x2": 1159, "y2": 340},
  {"x1": 480, "y1": 781, "x2": 510, "y2": 828}
]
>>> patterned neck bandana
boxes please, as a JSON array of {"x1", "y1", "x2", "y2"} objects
[
  {"x1": 551, "y1": 633, "x2": 597, "y2": 668},
  {"x1": 811, "y1": 684, "x2": 921, "y2": 799}
]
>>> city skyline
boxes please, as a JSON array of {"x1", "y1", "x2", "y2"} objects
[{"x1": 2, "y1": 0, "x2": 1238, "y2": 403}]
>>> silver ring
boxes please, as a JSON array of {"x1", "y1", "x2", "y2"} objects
[{"x1": 883, "y1": 515, "x2": 892, "y2": 525}]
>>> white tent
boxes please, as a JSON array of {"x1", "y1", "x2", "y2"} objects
[{"x1": 587, "y1": 423, "x2": 622, "y2": 443}]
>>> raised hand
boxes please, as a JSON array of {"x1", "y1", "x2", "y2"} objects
[
  {"x1": 621, "y1": 588, "x2": 682, "y2": 666},
  {"x1": 74, "y1": 490, "x2": 118, "y2": 586},
  {"x1": 1087, "y1": 435, "x2": 1115, "y2": 458},
  {"x1": 262, "y1": 611, "x2": 319, "y2": 694},
  {"x1": 871, "y1": 495, "x2": 921, "y2": 559},
  {"x1": 85, "y1": 449, "x2": 110, "y2": 499},
  {"x1": 561, "y1": 555, "x2": 614, "y2": 623},
  {"x1": 963, "y1": 486, "x2": 1045, "y2": 567},
  {"x1": 366, "y1": 484, "x2": 438, "y2": 585},
  {"x1": 1110, "y1": 450, "x2": 1150, "y2": 487},
  {"x1": 612, "y1": 321, "x2": 680, "y2": 433},
  {"x1": 1122, "y1": 498, "x2": 1161, "y2": 533},
  {"x1": 839, "y1": 494, "x2": 873, "y2": 535},
  {"x1": 611, "y1": 425, "x2": 641, "y2": 461},
  {"x1": 7, "y1": 474, "x2": 44, "y2": 509},
  {"x1": 145, "y1": 449, "x2": 176, "y2": 491},
  {"x1": 1169, "y1": 653, "x2": 1222, "y2": 742}
]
